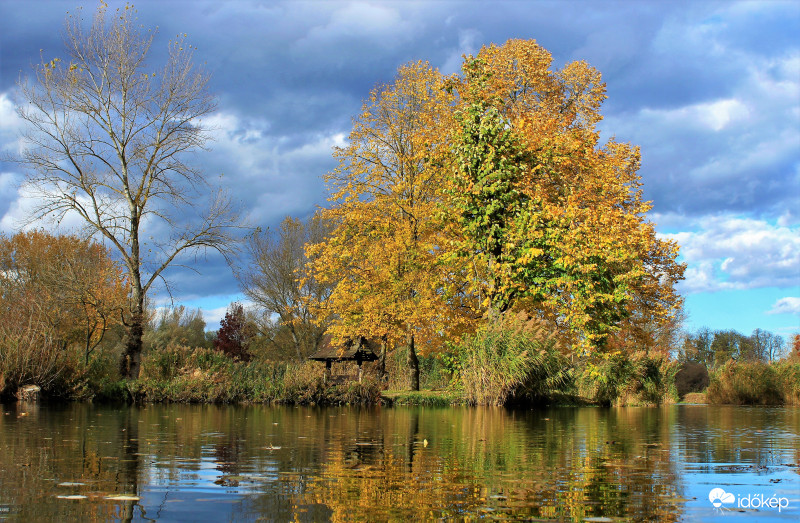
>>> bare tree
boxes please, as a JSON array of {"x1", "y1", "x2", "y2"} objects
[
  {"x1": 750, "y1": 328, "x2": 785, "y2": 362},
  {"x1": 237, "y1": 215, "x2": 333, "y2": 360},
  {"x1": 13, "y1": 5, "x2": 240, "y2": 378}
]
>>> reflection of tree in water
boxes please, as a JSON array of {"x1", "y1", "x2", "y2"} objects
[
  {"x1": 4, "y1": 404, "x2": 796, "y2": 521},
  {"x1": 243, "y1": 406, "x2": 686, "y2": 521},
  {"x1": 213, "y1": 434, "x2": 245, "y2": 478},
  {"x1": 0, "y1": 404, "x2": 149, "y2": 521},
  {"x1": 271, "y1": 408, "x2": 486, "y2": 520},
  {"x1": 116, "y1": 407, "x2": 149, "y2": 522}
]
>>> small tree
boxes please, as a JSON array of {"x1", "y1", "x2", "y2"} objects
[
  {"x1": 0, "y1": 231, "x2": 127, "y2": 395},
  {"x1": 144, "y1": 306, "x2": 208, "y2": 351},
  {"x1": 0, "y1": 230, "x2": 127, "y2": 366},
  {"x1": 750, "y1": 328, "x2": 785, "y2": 362},
  {"x1": 13, "y1": 4, "x2": 240, "y2": 379},
  {"x1": 214, "y1": 303, "x2": 252, "y2": 362}
]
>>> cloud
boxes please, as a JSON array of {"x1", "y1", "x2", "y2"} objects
[
  {"x1": 298, "y1": 2, "x2": 416, "y2": 46},
  {"x1": 639, "y1": 98, "x2": 750, "y2": 132},
  {"x1": 440, "y1": 28, "x2": 483, "y2": 75},
  {"x1": 0, "y1": 92, "x2": 26, "y2": 156},
  {"x1": 200, "y1": 305, "x2": 230, "y2": 329},
  {"x1": 767, "y1": 297, "x2": 800, "y2": 316},
  {"x1": 666, "y1": 215, "x2": 800, "y2": 293}
]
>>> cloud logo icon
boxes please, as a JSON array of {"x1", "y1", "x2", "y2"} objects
[{"x1": 709, "y1": 488, "x2": 736, "y2": 507}]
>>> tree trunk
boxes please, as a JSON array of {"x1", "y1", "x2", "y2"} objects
[
  {"x1": 120, "y1": 278, "x2": 144, "y2": 379},
  {"x1": 379, "y1": 335, "x2": 387, "y2": 382},
  {"x1": 289, "y1": 323, "x2": 303, "y2": 361},
  {"x1": 406, "y1": 328, "x2": 419, "y2": 391}
]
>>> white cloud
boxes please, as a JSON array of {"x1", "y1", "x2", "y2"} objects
[
  {"x1": 0, "y1": 171, "x2": 17, "y2": 195},
  {"x1": 640, "y1": 98, "x2": 750, "y2": 132},
  {"x1": 201, "y1": 305, "x2": 229, "y2": 329},
  {"x1": 295, "y1": 2, "x2": 416, "y2": 51},
  {"x1": 767, "y1": 297, "x2": 800, "y2": 316},
  {"x1": 0, "y1": 92, "x2": 25, "y2": 155},
  {"x1": 665, "y1": 215, "x2": 800, "y2": 293},
  {"x1": 440, "y1": 28, "x2": 483, "y2": 75}
]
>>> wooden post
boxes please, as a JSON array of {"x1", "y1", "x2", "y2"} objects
[{"x1": 324, "y1": 360, "x2": 332, "y2": 385}]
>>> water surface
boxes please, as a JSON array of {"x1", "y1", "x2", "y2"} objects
[{"x1": 0, "y1": 403, "x2": 797, "y2": 521}]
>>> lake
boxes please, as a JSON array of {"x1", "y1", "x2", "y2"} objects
[{"x1": 0, "y1": 403, "x2": 797, "y2": 521}]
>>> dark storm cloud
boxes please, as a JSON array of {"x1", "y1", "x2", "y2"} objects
[{"x1": 1, "y1": 0, "x2": 797, "y2": 303}]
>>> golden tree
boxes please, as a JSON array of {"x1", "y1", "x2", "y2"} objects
[
  {"x1": 309, "y1": 62, "x2": 477, "y2": 390},
  {"x1": 0, "y1": 231, "x2": 127, "y2": 393},
  {"x1": 447, "y1": 40, "x2": 684, "y2": 353}
]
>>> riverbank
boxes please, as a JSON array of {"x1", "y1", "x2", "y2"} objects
[{"x1": 4, "y1": 344, "x2": 798, "y2": 407}]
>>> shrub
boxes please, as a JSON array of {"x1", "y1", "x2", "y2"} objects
[
  {"x1": 706, "y1": 361, "x2": 782, "y2": 405},
  {"x1": 280, "y1": 361, "x2": 380, "y2": 405},
  {"x1": 0, "y1": 313, "x2": 67, "y2": 399},
  {"x1": 133, "y1": 345, "x2": 287, "y2": 403},
  {"x1": 775, "y1": 360, "x2": 800, "y2": 405},
  {"x1": 579, "y1": 351, "x2": 678, "y2": 406},
  {"x1": 706, "y1": 360, "x2": 800, "y2": 406}
]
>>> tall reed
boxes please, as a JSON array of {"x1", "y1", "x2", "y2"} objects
[
  {"x1": 454, "y1": 319, "x2": 570, "y2": 406},
  {"x1": 707, "y1": 360, "x2": 800, "y2": 405}
]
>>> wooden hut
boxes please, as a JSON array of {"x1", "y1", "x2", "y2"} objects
[{"x1": 308, "y1": 335, "x2": 378, "y2": 383}]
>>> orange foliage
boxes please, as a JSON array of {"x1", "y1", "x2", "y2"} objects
[
  {"x1": 0, "y1": 230, "x2": 128, "y2": 363},
  {"x1": 447, "y1": 40, "x2": 685, "y2": 353},
  {"x1": 309, "y1": 62, "x2": 479, "y2": 356}
]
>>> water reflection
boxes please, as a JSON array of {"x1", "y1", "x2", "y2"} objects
[{"x1": 0, "y1": 403, "x2": 797, "y2": 521}]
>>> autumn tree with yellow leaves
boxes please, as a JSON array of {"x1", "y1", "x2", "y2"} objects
[
  {"x1": 447, "y1": 40, "x2": 684, "y2": 353},
  {"x1": 310, "y1": 40, "x2": 684, "y2": 391},
  {"x1": 308, "y1": 62, "x2": 478, "y2": 390}
]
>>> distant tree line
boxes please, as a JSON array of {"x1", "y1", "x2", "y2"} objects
[{"x1": 679, "y1": 327, "x2": 789, "y2": 368}]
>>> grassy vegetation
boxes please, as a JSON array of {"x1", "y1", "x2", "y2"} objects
[
  {"x1": 382, "y1": 389, "x2": 464, "y2": 406},
  {"x1": 576, "y1": 351, "x2": 679, "y2": 407},
  {"x1": 450, "y1": 320, "x2": 571, "y2": 406},
  {"x1": 45, "y1": 345, "x2": 380, "y2": 406},
  {"x1": 706, "y1": 359, "x2": 800, "y2": 406}
]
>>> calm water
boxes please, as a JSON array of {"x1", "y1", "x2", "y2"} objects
[{"x1": 0, "y1": 403, "x2": 797, "y2": 522}]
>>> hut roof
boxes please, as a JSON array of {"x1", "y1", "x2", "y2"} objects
[{"x1": 308, "y1": 335, "x2": 378, "y2": 362}]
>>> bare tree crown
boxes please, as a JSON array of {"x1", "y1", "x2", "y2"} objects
[{"x1": 15, "y1": 4, "x2": 238, "y2": 295}]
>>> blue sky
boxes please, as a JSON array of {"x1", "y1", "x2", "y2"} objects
[{"x1": 0, "y1": 0, "x2": 798, "y2": 339}]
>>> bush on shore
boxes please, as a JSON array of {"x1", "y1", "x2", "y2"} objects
[
  {"x1": 706, "y1": 359, "x2": 800, "y2": 405},
  {"x1": 9, "y1": 330, "x2": 795, "y2": 408},
  {"x1": 577, "y1": 351, "x2": 678, "y2": 406},
  {"x1": 127, "y1": 345, "x2": 380, "y2": 405}
]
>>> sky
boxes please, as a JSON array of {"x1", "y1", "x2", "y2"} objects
[{"x1": 0, "y1": 0, "x2": 798, "y2": 339}]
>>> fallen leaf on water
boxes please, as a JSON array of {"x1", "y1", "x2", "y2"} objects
[
  {"x1": 105, "y1": 495, "x2": 140, "y2": 501},
  {"x1": 58, "y1": 482, "x2": 86, "y2": 487},
  {"x1": 57, "y1": 495, "x2": 87, "y2": 500}
]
